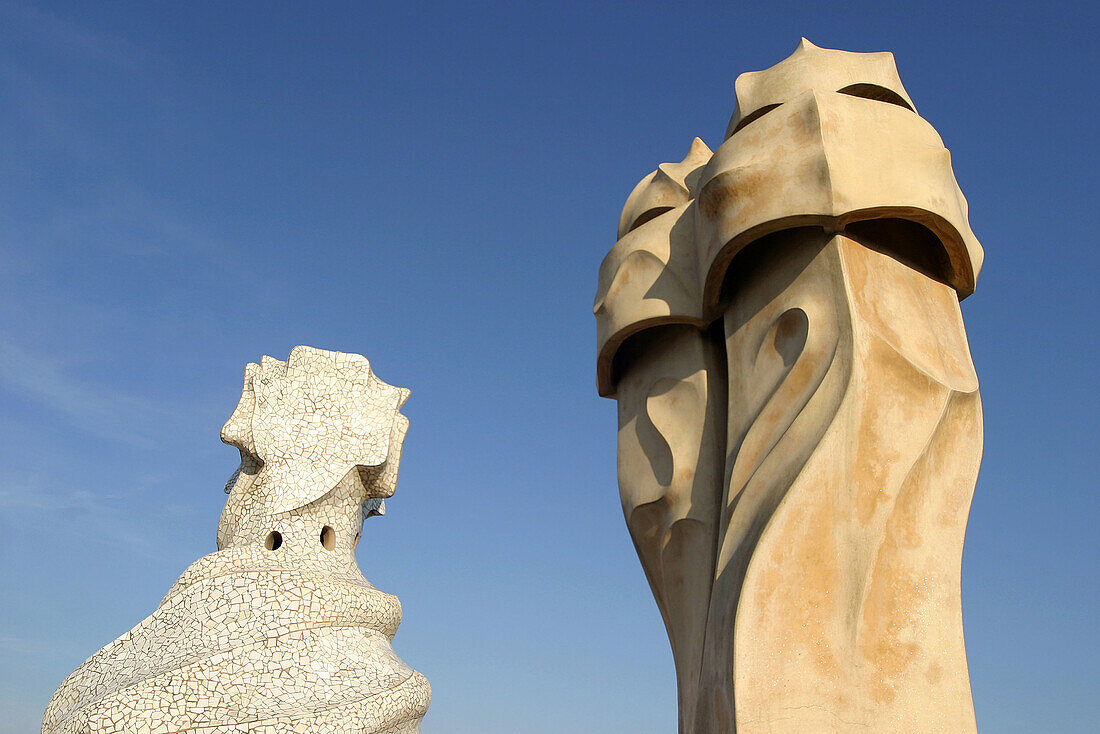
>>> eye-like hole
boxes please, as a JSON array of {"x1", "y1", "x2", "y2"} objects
[
  {"x1": 772, "y1": 308, "x2": 809, "y2": 368},
  {"x1": 264, "y1": 531, "x2": 283, "y2": 551},
  {"x1": 320, "y1": 525, "x2": 336, "y2": 551},
  {"x1": 843, "y1": 218, "x2": 953, "y2": 286},
  {"x1": 627, "y1": 206, "x2": 674, "y2": 234},
  {"x1": 731, "y1": 103, "x2": 782, "y2": 135},
  {"x1": 837, "y1": 84, "x2": 914, "y2": 111}
]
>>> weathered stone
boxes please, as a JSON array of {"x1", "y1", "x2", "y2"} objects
[{"x1": 596, "y1": 40, "x2": 983, "y2": 733}]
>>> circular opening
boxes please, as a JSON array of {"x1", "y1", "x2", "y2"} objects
[
  {"x1": 264, "y1": 531, "x2": 282, "y2": 551},
  {"x1": 320, "y1": 525, "x2": 336, "y2": 551}
]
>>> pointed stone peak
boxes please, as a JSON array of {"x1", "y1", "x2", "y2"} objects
[
  {"x1": 685, "y1": 136, "x2": 713, "y2": 163},
  {"x1": 616, "y1": 137, "x2": 714, "y2": 239},
  {"x1": 726, "y1": 39, "x2": 916, "y2": 138}
]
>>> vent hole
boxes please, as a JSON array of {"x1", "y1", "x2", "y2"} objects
[
  {"x1": 836, "y1": 84, "x2": 914, "y2": 111},
  {"x1": 627, "y1": 206, "x2": 674, "y2": 234},
  {"x1": 731, "y1": 103, "x2": 782, "y2": 135},
  {"x1": 264, "y1": 531, "x2": 282, "y2": 551},
  {"x1": 320, "y1": 525, "x2": 336, "y2": 551}
]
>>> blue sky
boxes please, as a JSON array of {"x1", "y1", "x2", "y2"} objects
[{"x1": 0, "y1": 1, "x2": 1096, "y2": 732}]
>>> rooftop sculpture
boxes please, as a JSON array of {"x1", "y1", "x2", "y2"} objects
[
  {"x1": 596, "y1": 40, "x2": 984, "y2": 733},
  {"x1": 43, "y1": 346, "x2": 430, "y2": 734}
]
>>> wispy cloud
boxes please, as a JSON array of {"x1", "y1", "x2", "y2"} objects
[
  {"x1": 0, "y1": 484, "x2": 107, "y2": 513},
  {"x1": 0, "y1": 4, "x2": 234, "y2": 259},
  {"x1": 0, "y1": 468, "x2": 190, "y2": 562},
  {"x1": 0, "y1": 2, "x2": 166, "y2": 160},
  {"x1": 0, "y1": 695, "x2": 42, "y2": 734},
  {"x1": 0, "y1": 631, "x2": 73, "y2": 658},
  {"x1": 0, "y1": 1, "x2": 166, "y2": 73},
  {"x1": 0, "y1": 337, "x2": 164, "y2": 449},
  {"x1": 0, "y1": 63, "x2": 108, "y2": 162},
  {"x1": 0, "y1": 176, "x2": 238, "y2": 262}
]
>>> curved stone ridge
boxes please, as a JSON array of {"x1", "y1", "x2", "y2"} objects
[
  {"x1": 595, "y1": 39, "x2": 984, "y2": 398},
  {"x1": 43, "y1": 346, "x2": 429, "y2": 734},
  {"x1": 596, "y1": 41, "x2": 984, "y2": 733}
]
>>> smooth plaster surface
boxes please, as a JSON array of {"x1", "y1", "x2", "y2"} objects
[{"x1": 596, "y1": 40, "x2": 984, "y2": 733}]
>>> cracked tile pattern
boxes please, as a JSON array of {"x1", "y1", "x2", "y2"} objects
[{"x1": 43, "y1": 346, "x2": 430, "y2": 734}]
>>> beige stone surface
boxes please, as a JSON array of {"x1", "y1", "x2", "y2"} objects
[
  {"x1": 43, "y1": 346, "x2": 429, "y2": 734},
  {"x1": 595, "y1": 138, "x2": 712, "y2": 398},
  {"x1": 596, "y1": 40, "x2": 984, "y2": 733},
  {"x1": 614, "y1": 326, "x2": 726, "y2": 729},
  {"x1": 697, "y1": 84, "x2": 983, "y2": 307}
]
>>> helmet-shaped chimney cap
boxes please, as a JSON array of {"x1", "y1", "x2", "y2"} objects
[{"x1": 726, "y1": 38, "x2": 916, "y2": 138}]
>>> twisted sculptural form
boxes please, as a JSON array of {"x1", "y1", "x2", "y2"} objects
[
  {"x1": 43, "y1": 346, "x2": 430, "y2": 734},
  {"x1": 595, "y1": 40, "x2": 984, "y2": 733}
]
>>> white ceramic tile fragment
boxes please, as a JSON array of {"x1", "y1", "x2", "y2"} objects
[{"x1": 43, "y1": 346, "x2": 429, "y2": 734}]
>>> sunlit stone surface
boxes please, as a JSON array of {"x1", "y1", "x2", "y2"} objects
[
  {"x1": 43, "y1": 346, "x2": 429, "y2": 734},
  {"x1": 596, "y1": 40, "x2": 984, "y2": 733}
]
